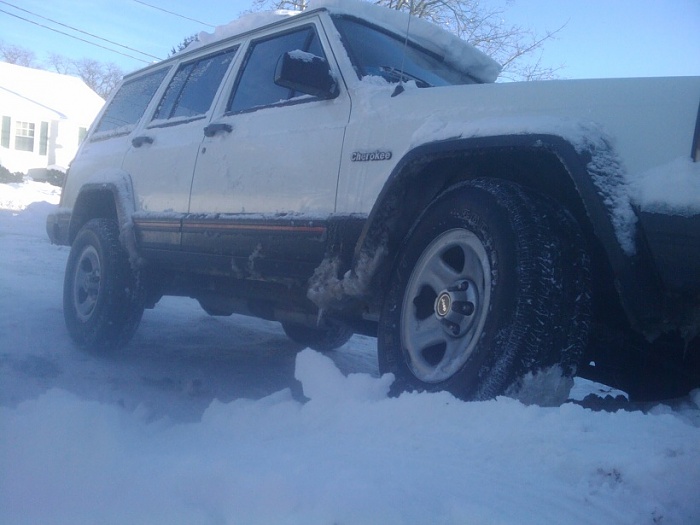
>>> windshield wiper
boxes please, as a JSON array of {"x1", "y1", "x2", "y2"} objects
[{"x1": 379, "y1": 66, "x2": 431, "y2": 88}]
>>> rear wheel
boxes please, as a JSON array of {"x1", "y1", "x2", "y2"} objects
[
  {"x1": 63, "y1": 218, "x2": 145, "y2": 351},
  {"x1": 378, "y1": 179, "x2": 591, "y2": 404}
]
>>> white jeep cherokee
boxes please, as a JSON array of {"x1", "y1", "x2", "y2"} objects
[{"x1": 47, "y1": 0, "x2": 700, "y2": 402}]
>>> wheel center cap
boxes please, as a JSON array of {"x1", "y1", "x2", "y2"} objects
[{"x1": 435, "y1": 292, "x2": 451, "y2": 317}]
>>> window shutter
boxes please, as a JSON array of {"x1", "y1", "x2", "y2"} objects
[
  {"x1": 39, "y1": 121, "x2": 49, "y2": 155},
  {"x1": 1, "y1": 116, "x2": 10, "y2": 148}
]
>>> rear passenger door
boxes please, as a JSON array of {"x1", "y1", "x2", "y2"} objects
[
  {"x1": 122, "y1": 46, "x2": 238, "y2": 216},
  {"x1": 65, "y1": 67, "x2": 170, "y2": 203}
]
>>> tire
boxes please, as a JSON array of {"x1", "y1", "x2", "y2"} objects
[
  {"x1": 378, "y1": 178, "x2": 591, "y2": 403},
  {"x1": 282, "y1": 321, "x2": 353, "y2": 352},
  {"x1": 63, "y1": 218, "x2": 145, "y2": 351}
]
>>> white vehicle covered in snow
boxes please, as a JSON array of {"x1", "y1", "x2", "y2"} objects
[{"x1": 47, "y1": 0, "x2": 700, "y2": 402}]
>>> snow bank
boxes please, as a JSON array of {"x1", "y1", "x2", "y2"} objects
[
  {"x1": 0, "y1": 180, "x2": 60, "y2": 211},
  {"x1": 2, "y1": 350, "x2": 700, "y2": 525}
]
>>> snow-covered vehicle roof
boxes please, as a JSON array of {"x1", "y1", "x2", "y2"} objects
[{"x1": 187, "y1": 0, "x2": 501, "y2": 84}]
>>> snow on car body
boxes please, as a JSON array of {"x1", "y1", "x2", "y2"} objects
[{"x1": 47, "y1": 0, "x2": 700, "y2": 402}]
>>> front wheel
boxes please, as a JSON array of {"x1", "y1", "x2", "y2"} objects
[
  {"x1": 378, "y1": 179, "x2": 591, "y2": 403},
  {"x1": 63, "y1": 218, "x2": 145, "y2": 351}
]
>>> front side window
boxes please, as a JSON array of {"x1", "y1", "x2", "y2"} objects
[
  {"x1": 14, "y1": 121, "x2": 35, "y2": 152},
  {"x1": 93, "y1": 67, "x2": 169, "y2": 135},
  {"x1": 332, "y1": 17, "x2": 477, "y2": 87},
  {"x1": 153, "y1": 47, "x2": 237, "y2": 121},
  {"x1": 228, "y1": 26, "x2": 326, "y2": 114}
]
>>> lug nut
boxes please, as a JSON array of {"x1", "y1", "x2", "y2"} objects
[
  {"x1": 448, "y1": 281, "x2": 470, "y2": 292},
  {"x1": 454, "y1": 301, "x2": 475, "y2": 315},
  {"x1": 441, "y1": 319, "x2": 461, "y2": 336}
]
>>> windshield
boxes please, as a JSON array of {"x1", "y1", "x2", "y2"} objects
[{"x1": 332, "y1": 16, "x2": 478, "y2": 87}]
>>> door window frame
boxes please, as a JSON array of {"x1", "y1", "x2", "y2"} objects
[
  {"x1": 149, "y1": 46, "x2": 240, "y2": 129},
  {"x1": 226, "y1": 22, "x2": 336, "y2": 115}
]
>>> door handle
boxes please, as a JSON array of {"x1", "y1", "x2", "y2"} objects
[
  {"x1": 131, "y1": 135, "x2": 154, "y2": 147},
  {"x1": 203, "y1": 123, "x2": 233, "y2": 137}
]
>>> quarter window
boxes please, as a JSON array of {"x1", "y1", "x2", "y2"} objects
[
  {"x1": 93, "y1": 67, "x2": 169, "y2": 135},
  {"x1": 154, "y1": 48, "x2": 237, "y2": 121},
  {"x1": 228, "y1": 26, "x2": 326, "y2": 114}
]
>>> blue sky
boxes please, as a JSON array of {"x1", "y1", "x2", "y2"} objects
[{"x1": 1, "y1": 0, "x2": 698, "y2": 79}]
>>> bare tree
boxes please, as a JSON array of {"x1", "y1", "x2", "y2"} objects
[
  {"x1": 251, "y1": 0, "x2": 308, "y2": 10},
  {"x1": 45, "y1": 52, "x2": 74, "y2": 75},
  {"x1": 1, "y1": 41, "x2": 123, "y2": 98},
  {"x1": 251, "y1": 0, "x2": 563, "y2": 80},
  {"x1": 45, "y1": 52, "x2": 124, "y2": 99},
  {"x1": 69, "y1": 58, "x2": 123, "y2": 98},
  {"x1": 0, "y1": 40, "x2": 38, "y2": 67},
  {"x1": 169, "y1": 34, "x2": 199, "y2": 57}
]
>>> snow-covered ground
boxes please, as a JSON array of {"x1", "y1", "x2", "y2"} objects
[{"x1": 1, "y1": 181, "x2": 699, "y2": 525}]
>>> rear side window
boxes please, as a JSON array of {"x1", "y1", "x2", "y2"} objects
[
  {"x1": 153, "y1": 47, "x2": 237, "y2": 121},
  {"x1": 228, "y1": 26, "x2": 325, "y2": 114},
  {"x1": 93, "y1": 68, "x2": 169, "y2": 135}
]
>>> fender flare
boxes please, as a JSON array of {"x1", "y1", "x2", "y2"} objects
[
  {"x1": 349, "y1": 133, "x2": 664, "y2": 336},
  {"x1": 69, "y1": 170, "x2": 141, "y2": 266}
]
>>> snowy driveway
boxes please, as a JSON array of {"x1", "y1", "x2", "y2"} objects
[{"x1": 1, "y1": 183, "x2": 700, "y2": 525}]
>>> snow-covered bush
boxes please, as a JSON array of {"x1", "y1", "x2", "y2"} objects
[
  {"x1": 44, "y1": 168, "x2": 66, "y2": 188},
  {"x1": 0, "y1": 164, "x2": 24, "y2": 184}
]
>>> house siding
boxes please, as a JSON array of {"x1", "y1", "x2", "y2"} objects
[{"x1": 0, "y1": 62, "x2": 104, "y2": 174}]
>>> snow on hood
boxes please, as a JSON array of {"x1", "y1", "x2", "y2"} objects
[
  {"x1": 187, "y1": 0, "x2": 501, "y2": 83},
  {"x1": 629, "y1": 157, "x2": 700, "y2": 217}
]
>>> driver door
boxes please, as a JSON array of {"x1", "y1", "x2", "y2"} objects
[
  {"x1": 183, "y1": 21, "x2": 351, "y2": 274},
  {"x1": 188, "y1": 21, "x2": 350, "y2": 216}
]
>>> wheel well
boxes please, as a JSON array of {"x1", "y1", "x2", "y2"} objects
[
  {"x1": 69, "y1": 189, "x2": 119, "y2": 243},
  {"x1": 365, "y1": 143, "x2": 627, "y2": 329}
]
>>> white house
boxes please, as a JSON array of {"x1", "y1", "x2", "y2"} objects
[{"x1": 0, "y1": 61, "x2": 104, "y2": 174}]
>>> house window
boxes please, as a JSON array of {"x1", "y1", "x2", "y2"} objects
[
  {"x1": 39, "y1": 121, "x2": 49, "y2": 155},
  {"x1": 1, "y1": 116, "x2": 10, "y2": 148},
  {"x1": 15, "y1": 121, "x2": 35, "y2": 152}
]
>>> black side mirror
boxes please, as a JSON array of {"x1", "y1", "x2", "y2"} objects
[{"x1": 274, "y1": 50, "x2": 338, "y2": 100}]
